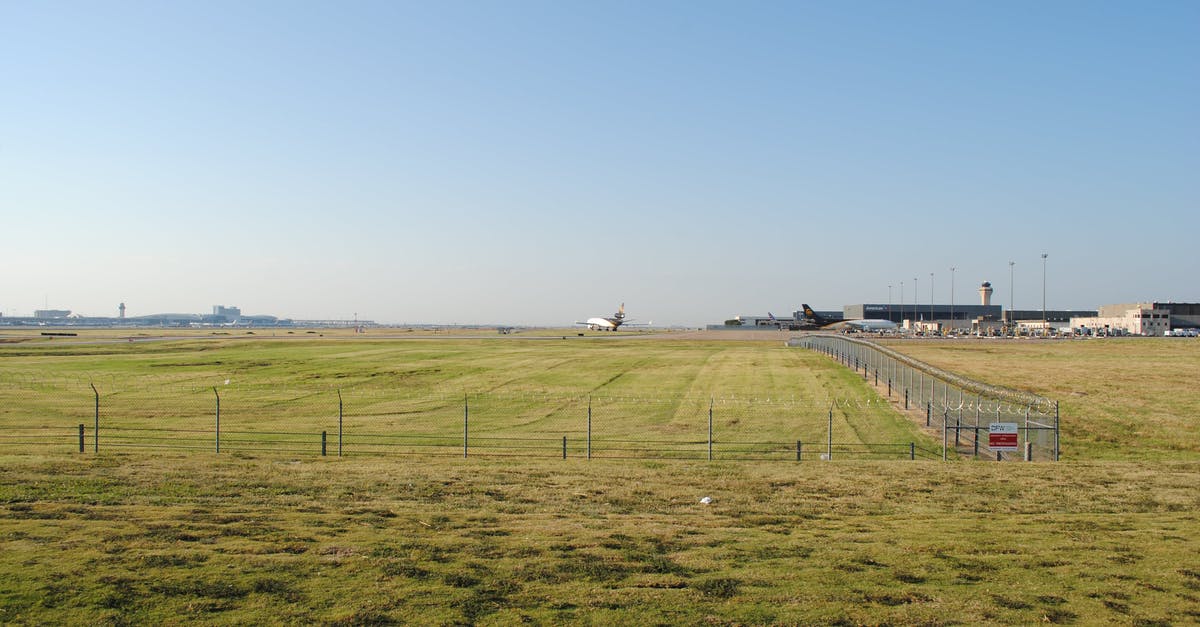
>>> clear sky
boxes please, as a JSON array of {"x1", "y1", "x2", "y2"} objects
[{"x1": 3, "y1": 1, "x2": 1197, "y2": 325}]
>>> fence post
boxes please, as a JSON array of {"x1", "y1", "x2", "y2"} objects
[
  {"x1": 463, "y1": 394, "x2": 469, "y2": 458},
  {"x1": 974, "y1": 397, "x2": 980, "y2": 456},
  {"x1": 562, "y1": 436, "x2": 567, "y2": 460},
  {"x1": 213, "y1": 387, "x2": 220, "y2": 454},
  {"x1": 707, "y1": 397, "x2": 713, "y2": 461},
  {"x1": 926, "y1": 401, "x2": 931, "y2": 427},
  {"x1": 78, "y1": 424, "x2": 84, "y2": 453},
  {"x1": 322, "y1": 431, "x2": 327, "y2": 456},
  {"x1": 909, "y1": 441, "x2": 915, "y2": 460},
  {"x1": 887, "y1": 378, "x2": 891, "y2": 398},
  {"x1": 796, "y1": 440, "x2": 802, "y2": 461},
  {"x1": 1024, "y1": 441, "x2": 1033, "y2": 462},
  {"x1": 90, "y1": 383, "x2": 99, "y2": 454},
  {"x1": 587, "y1": 396, "x2": 592, "y2": 460},
  {"x1": 827, "y1": 403, "x2": 833, "y2": 461},
  {"x1": 904, "y1": 388, "x2": 908, "y2": 410},
  {"x1": 942, "y1": 416, "x2": 948, "y2": 461},
  {"x1": 1054, "y1": 401, "x2": 1060, "y2": 461},
  {"x1": 337, "y1": 388, "x2": 343, "y2": 458}
]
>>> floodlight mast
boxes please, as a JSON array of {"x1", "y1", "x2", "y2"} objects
[
  {"x1": 950, "y1": 266, "x2": 956, "y2": 329},
  {"x1": 1041, "y1": 253, "x2": 1048, "y2": 335}
]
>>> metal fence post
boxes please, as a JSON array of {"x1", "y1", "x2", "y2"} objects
[
  {"x1": 974, "y1": 397, "x2": 980, "y2": 456},
  {"x1": 944, "y1": 408, "x2": 950, "y2": 450},
  {"x1": 926, "y1": 401, "x2": 931, "y2": 427},
  {"x1": 337, "y1": 388, "x2": 343, "y2": 457},
  {"x1": 942, "y1": 417, "x2": 948, "y2": 461},
  {"x1": 827, "y1": 403, "x2": 833, "y2": 460},
  {"x1": 1024, "y1": 441, "x2": 1033, "y2": 462},
  {"x1": 322, "y1": 431, "x2": 327, "y2": 456},
  {"x1": 1054, "y1": 401, "x2": 1060, "y2": 461},
  {"x1": 707, "y1": 397, "x2": 713, "y2": 461},
  {"x1": 78, "y1": 424, "x2": 84, "y2": 453},
  {"x1": 796, "y1": 440, "x2": 802, "y2": 461},
  {"x1": 562, "y1": 436, "x2": 567, "y2": 459},
  {"x1": 909, "y1": 441, "x2": 915, "y2": 460},
  {"x1": 90, "y1": 383, "x2": 99, "y2": 454},
  {"x1": 213, "y1": 387, "x2": 220, "y2": 454}
]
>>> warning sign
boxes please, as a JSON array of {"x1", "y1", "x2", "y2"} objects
[{"x1": 988, "y1": 422, "x2": 1019, "y2": 452}]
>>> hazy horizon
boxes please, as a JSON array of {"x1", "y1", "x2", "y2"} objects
[{"x1": 4, "y1": 2, "x2": 1197, "y2": 326}]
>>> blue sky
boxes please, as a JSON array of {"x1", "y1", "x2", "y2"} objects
[{"x1": 3, "y1": 1, "x2": 1197, "y2": 325}]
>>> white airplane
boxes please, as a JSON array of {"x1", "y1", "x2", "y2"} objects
[
  {"x1": 842, "y1": 318, "x2": 900, "y2": 332},
  {"x1": 576, "y1": 303, "x2": 649, "y2": 331},
  {"x1": 801, "y1": 304, "x2": 898, "y2": 332}
]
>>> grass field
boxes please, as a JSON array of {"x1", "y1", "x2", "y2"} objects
[
  {"x1": 879, "y1": 337, "x2": 1200, "y2": 460},
  {"x1": 0, "y1": 334, "x2": 928, "y2": 460},
  {"x1": 1, "y1": 331, "x2": 1198, "y2": 624},
  {"x1": 2, "y1": 453, "x2": 1197, "y2": 624}
]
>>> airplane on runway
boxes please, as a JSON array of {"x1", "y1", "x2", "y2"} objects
[
  {"x1": 576, "y1": 304, "x2": 650, "y2": 331},
  {"x1": 801, "y1": 304, "x2": 899, "y2": 332}
]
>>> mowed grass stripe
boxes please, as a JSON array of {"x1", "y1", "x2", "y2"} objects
[{"x1": 0, "y1": 338, "x2": 934, "y2": 454}]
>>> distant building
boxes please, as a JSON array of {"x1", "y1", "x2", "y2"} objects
[
  {"x1": 34, "y1": 310, "x2": 71, "y2": 319},
  {"x1": 1130, "y1": 302, "x2": 1200, "y2": 330},
  {"x1": 1071, "y1": 303, "x2": 1172, "y2": 337},
  {"x1": 844, "y1": 303, "x2": 1001, "y2": 325}
]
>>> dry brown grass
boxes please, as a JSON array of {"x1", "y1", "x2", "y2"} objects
[{"x1": 880, "y1": 337, "x2": 1200, "y2": 459}]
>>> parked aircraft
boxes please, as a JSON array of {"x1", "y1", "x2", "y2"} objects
[{"x1": 801, "y1": 304, "x2": 898, "y2": 332}]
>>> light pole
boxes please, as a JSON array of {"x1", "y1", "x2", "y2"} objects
[
  {"x1": 1041, "y1": 253, "x2": 1048, "y2": 336},
  {"x1": 950, "y1": 266, "x2": 956, "y2": 330},
  {"x1": 1009, "y1": 261, "x2": 1015, "y2": 330},
  {"x1": 930, "y1": 272, "x2": 935, "y2": 326},
  {"x1": 913, "y1": 276, "x2": 918, "y2": 322}
]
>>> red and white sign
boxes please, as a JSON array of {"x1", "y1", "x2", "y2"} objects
[{"x1": 988, "y1": 422, "x2": 1019, "y2": 451}]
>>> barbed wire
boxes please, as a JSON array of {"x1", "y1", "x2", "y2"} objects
[{"x1": 794, "y1": 335, "x2": 1058, "y2": 415}]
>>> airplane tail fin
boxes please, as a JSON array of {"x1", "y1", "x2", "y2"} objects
[{"x1": 802, "y1": 304, "x2": 826, "y2": 324}]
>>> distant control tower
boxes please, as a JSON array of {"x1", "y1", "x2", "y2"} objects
[
  {"x1": 979, "y1": 282, "x2": 993, "y2": 306},
  {"x1": 119, "y1": 302, "x2": 126, "y2": 319}
]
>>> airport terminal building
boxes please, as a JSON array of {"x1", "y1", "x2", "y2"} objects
[
  {"x1": 843, "y1": 303, "x2": 1001, "y2": 325},
  {"x1": 1069, "y1": 302, "x2": 1200, "y2": 336}
]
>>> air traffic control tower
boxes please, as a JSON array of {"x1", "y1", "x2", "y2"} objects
[{"x1": 979, "y1": 281, "x2": 993, "y2": 306}]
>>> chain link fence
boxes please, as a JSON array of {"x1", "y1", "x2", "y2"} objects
[
  {"x1": 791, "y1": 335, "x2": 1060, "y2": 461},
  {"x1": 0, "y1": 378, "x2": 941, "y2": 461}
]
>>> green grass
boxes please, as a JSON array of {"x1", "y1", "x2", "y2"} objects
[
  {"x1": 2, "y1": 333, "x2": 1199, "y2": 623},
  {"x1": 1, "y1": 453, "x2": 1197, "y2": 624},
  {"x1": 0, "y1": 336, "x2": 930, "y2": 459},
  {"x1": 880, "y1": 338, "x2": 1200, "y2": 460}
]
